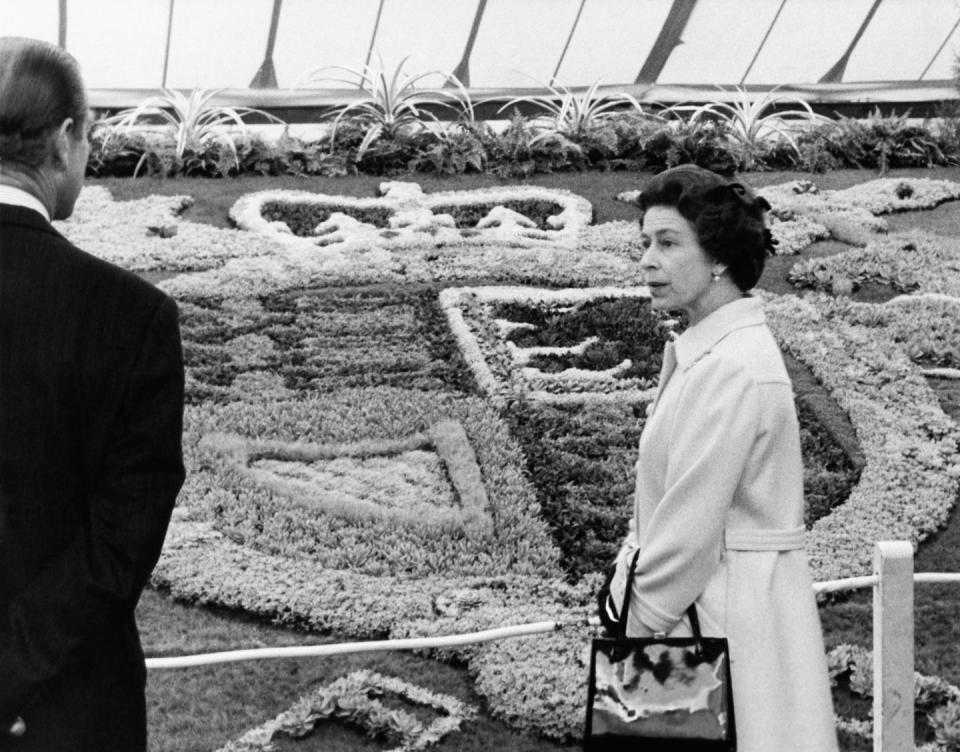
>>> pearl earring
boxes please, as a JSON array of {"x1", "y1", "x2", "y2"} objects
[{"x1": 712, "y1": 271, "x2": 722, "y2": 283}]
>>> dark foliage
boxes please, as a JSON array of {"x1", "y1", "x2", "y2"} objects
[
  {"x1": 257, "y1": 198, "x2": 564, "y2": 237},
  {"x1": 261, "y1": 201, "x2": 394, "y2": 236},
  {"x1": 88, "y1": 108, "x2": 960, "y2": 179},
  {"x1": 178, "y1": 285, "x2": 477, "y2": 404},
  {"x1": 493, "y1": 297, "x2": 667, "y2": 380}
]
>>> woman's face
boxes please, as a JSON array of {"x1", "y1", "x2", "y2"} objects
[{"x1": 639, "y1": 205, "x2": 722, "y2": 326}]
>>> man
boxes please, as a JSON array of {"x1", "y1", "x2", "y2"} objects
[{"x1": 0, "y1": 37, "x2": 184, "y2": 750}]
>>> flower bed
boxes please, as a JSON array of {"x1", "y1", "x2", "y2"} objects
[
  {"x1": 229, "y1": 182, "x2": 591, "y2": 252},
  {"x1": 181, "y1": 389, "x2": 559, "y2": 579},
  {"x1": 789, "y1": 231, "x2": 960, "y2": 298},
  {"x1": 54, "y1": 186, "x2": 281, "y2": 272},
  {"x1": 619, "y1": 177, "x2": 960, "y2": 256},
  {"x1": 177, "y1": 286, "x2": 475, "y2": 403},
  {"x1": 763, "y1": 292, "x2": 960, "y2": 582},
  {"x1": 216, "y1": 670, "x2": 477, "y2": 752},
  {"x1": 55, "y1": 174, "x2": 960, "y2": 745},
  {"x1": 828, "y1": 644, "x2": 960, "y2": 751},
  {"x1": 439, "y1": 285, "x2": 660, "y2": 405}
]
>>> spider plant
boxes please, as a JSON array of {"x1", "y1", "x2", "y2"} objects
[
  {"x1": 496, "y1": 79, "x2": 654, "y2": 144},
  {"x1": 294, "y1": 55, "x2": 473, "y2": 161},
  {"x1": 671, "y1": 85, "x2": 828, "y2": 170},
  {"x1": 100, "y1": 88, "x2": 284, "y2": 175}
]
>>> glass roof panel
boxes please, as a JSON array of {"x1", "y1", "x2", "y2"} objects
[
  {"x1": 843, "y1": 0, "x2": 958, "y2": 81},
  {"x1": 557, "y1": 0, "x2": 671, "y2": 86},
  {"x1": 275, "y1": 0, "x2": 382, "y2": 87},
  {"x1": 0, "y1": 0, "x2": 956, "y2": 90},
  {"x1": 924, "y1": 23, "x2": 960, "y2": 81},
  {"x1": 163, "y1": 0, "x2": 277, "y2": 88},
  {"x1": 659, "y1": 0, "x2": 782, "y2": 85},
  {"x1": 369, "y1": 0, "x2": 477, "y2": 85},
  {"x1": 69, "y1": 0, "x2": 168, "y2": 88},
  {"x1": 468, "y1": 0, "x2": 585, "y2": 87},
  {"x1": 741, "y1": 0, "x2": 876, "y2": 84}
]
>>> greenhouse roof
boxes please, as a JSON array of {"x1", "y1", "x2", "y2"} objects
[{"x1": 5, "y1": 0, "x2": 958, "y2": 116}]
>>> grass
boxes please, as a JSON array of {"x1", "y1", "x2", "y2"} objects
[{"x1": 107, "y1": 165, "x2": 960, "y2": 750}]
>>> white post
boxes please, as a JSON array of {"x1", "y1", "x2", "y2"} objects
[{"x1": 873, "y1": 541, "x2": 914, "y2": 752}]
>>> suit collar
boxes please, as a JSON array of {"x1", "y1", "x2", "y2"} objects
[
  {"x1": 0, "y1": 203, "x2": 64, "y2": 240},
  {"x1": 674, "y1": 296, "x2": 766, "y2": 370}
]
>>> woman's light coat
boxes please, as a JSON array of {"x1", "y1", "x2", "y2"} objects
[{"x1": 609, "y1": 296, "x2": 838, "y2": 751}]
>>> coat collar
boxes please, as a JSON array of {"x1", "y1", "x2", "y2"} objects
[{"x1": 673, "y1": 296, "x2": 766, "y2": 371}]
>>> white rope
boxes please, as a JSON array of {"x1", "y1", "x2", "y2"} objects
[
  {"x1": 915, "y1": 572, "x2": 960, "y2": 584},
  {"x1": 813, "y1": 575, "x2": 879, "y2": 594},
  {"x1": 145, "y1": 619, "x2": 565, "y2": 669},
  {"x1": 145, "y1": 572, "x2": 960, "y2": 669},
  {"x1": 813, "y1": 572, "x2": 960, "y2": 593}
]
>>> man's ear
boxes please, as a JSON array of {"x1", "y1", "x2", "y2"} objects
[{"x1": 51, "y1": 118, "x2": 74, "y2": 168}]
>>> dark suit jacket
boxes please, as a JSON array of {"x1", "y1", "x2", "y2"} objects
[{"x1": 0, "y1": 204, "x2": 185, "y2": 751}]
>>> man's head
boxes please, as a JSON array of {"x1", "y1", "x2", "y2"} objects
[{"x1": 0, "y1": 37, "x2": 89, "y2": 219}]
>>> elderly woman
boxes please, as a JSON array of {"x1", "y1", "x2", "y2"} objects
[{"x1": 603, "y1": 165, "x2": 838, "y2": 750}]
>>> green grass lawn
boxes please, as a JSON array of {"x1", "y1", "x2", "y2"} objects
[{"x1": 110, "y1": 166, "x2": 960, "y2": 751}]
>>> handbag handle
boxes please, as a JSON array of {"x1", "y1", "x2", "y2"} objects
[{"x1": 616, "y1": 548, "x2": 705, "y2": 645}]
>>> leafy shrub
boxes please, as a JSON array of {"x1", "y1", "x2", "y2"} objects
[
  {"x1": 85, "y1": 92, "x2": 957, "y2": 177},
  {"x1": 486, "y1": 111, "x2": 582, "y2": 177},
  {"x1": 673, "y1": 85, "x2": 828, "y2": 171},
  {"x1": 86, "y1": 124, "x2": 150, "y2": 177},
  {"x1": 97, "y1": 88, "x2": 284, "y2": 177},
  {"x1": 237, "y1": 133, "x2": 351, "y2": 177},
  {"x1": 297, "y1": 55, "x2": 459, "y2": 162},
  {"x1": 408, "y1": 124, "x2": 487, "y2": 175},
  {"x1": 498, "y1": 79, "x2": 650, "y2": 142},
  {"x1": 797, "y1": 109, "x2": 949, "y2": 174},
  {"x1": 494, "y1": 79, "x2": 655, "y2": 170},
  {"x1": 640, "y1": 120, "x2": 740, "y2": 175},
  {"x1": 354, "y1": 131, "x2": 435, "y2": 176}
]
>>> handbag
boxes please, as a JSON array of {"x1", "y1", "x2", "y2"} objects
[{"x1": 585, "y1": 550, "x2": 736, "y2": 751}]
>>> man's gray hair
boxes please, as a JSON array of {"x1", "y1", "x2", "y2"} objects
[{"x1": 0, "y1": 37, "x2": 87, "y2": 168}]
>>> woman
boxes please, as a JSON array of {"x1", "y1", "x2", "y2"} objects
[{"x1": 602, "y1": 165, "x2": 838, "y2": 750}]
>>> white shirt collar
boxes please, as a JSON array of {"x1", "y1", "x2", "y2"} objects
[{"x1": 0, "y1": 185, "x2": 50, "y2": 222}]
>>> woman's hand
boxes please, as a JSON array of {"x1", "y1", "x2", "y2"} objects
[{"x1": 607, "y1": 539, "x2": 639, "y2": 615}]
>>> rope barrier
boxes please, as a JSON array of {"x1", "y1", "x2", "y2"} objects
[
  {"x1": 146, "y1": 619, "x2": 567, "y2": 669},
  {"x1": 812, "y1": 575, "x2": 879, "y2": 594},
  {"x1": 145, "y1": 572, "x2": 960, "y2": 670},
  {"x1": 915, "y1": 572, "x2": 960, "y2": 584}
]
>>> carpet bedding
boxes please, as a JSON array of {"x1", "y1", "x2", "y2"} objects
[{"x1": 55, "y1": 175, "x2": 960, "y2": 747}]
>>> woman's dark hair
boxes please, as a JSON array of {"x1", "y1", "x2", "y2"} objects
[
  {"x1": 0, "y1": 37, "x2": 87, "y2": 168},
  {"x1": 638, "y1": 164, "x2": 776, "y2": 291}
]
